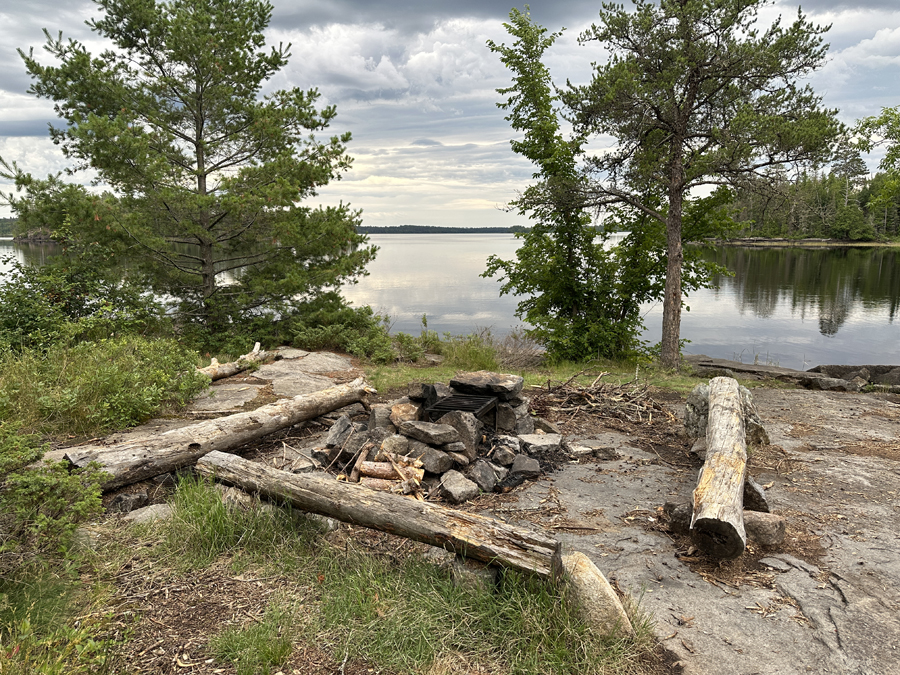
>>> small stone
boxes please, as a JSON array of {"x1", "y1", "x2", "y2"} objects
[
  {"x1": 743, "y1": 476, "x2": 771, "y2": 513},
  {"x1": 496, "y1": 403, "x2": 517, "y2": 432},
  {"x1": 368, "y1": 404, "x2": 396, "y2": 432},
  {"x1": 690, "y1": 438, "x2": 707, "y2": 461},
  {"x1": 124, "y1": 503, "x2": 173, "y2": 525},
  {"x1": 663, "y1": 501, "x2": 692, "y2": 535},
  {"x1": 407, "y1": 382, "x2": 429, "y2": 401},
  {"x1": 380, "y1": 434, "x2": 409, "y2": 456},
  {"x1": 439, "y1": 470, "x2": 480, "y2": 504},
  {"x1": 436, "y1": 410, "x2": 482, "y2": 461},
  {"x1": 490, "y1": 435, "x2": 520, "y2": 466},
  {"x1": 390, "y1": 401, "x2": 420, "y2": 427},
  {"x1": 519, "y1": 433, "x2": 562, "y2": 456},
  {"x1": 325, "y1": 415, "x2": 353, "y2": 448},
  {"x1": 400, "y1": 420, "x2": 460, "y2": 445},
  {"x1": 407, "y1": 442, "x2": 454, "y2": 474},
  {"x1": 509, "y1": 454, "x2": 541, "y2": 479},
  {"x1": 515, "y1": 408, "x2": 535, "y2": 435},
  {"x1": 684, "y1": 384, "x2": 710, "y2": 438},
  {"x1": 446, "y1": 451, "x2": 470, "y2": 468},
  {"x1": 465, "y1": 459, "x2": 499, "y2": 493},
  {"x1": 532, "y1": 417, "x2": 561, "y2": 434},
  {"x1": 440, "y1": 441, "x2": 467, "y2": 455},
  {"x1": 552, "y1": 548, "x2": 633, "y2": 636},
  {"x1": 743, "y1": 511, "x2": 785, "y2": 546},
  {"x1": 108, "y1": 491, "x2": 149, "y2": 514},
  {"x1": 449, "y1": 371, "x2": 524, "y2": 401},
  {"x1": 450, "y1": 555, "x2": 498, "y2": 591}
]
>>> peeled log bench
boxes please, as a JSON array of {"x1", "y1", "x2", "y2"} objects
[
  {"x1": 66, "y1": 378, "x2": 375, "y2": 491},
  {"x1": 691, "y1": 377, "x2": 748, "y2": 559},
  {"x1": 195, "y1": 450, "x2": 561, "y2": 577}
]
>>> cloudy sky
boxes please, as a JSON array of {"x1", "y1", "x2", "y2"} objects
[{"x1": 1, "y1": 0, "x2": 898, "y2": 225}]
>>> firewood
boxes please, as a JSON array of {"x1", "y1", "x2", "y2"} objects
[
  {"x1": 66, "y1": 378, "x2": 375, "y2": 490},
  {"x1": 691, "y1": 377, "x2": 748, "y2": 559},
  {"x1": 196, "y1": 450, "x2": 560, "y2": 576}
]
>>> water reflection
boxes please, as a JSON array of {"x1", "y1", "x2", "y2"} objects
[
  {"x1": 701, "y1": 246, "x2": 900, "y2": 336},
  {"x1": 1, "y1": 235, "x2": 897, "y2": 367}
]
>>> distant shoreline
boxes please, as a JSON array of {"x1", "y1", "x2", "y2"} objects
[
  {"x1": 358, "y1": 225, "x2": 527, "y2": 234},
  {"x1": 707, "y1": 237, "x2": 900, "y2": 248}
]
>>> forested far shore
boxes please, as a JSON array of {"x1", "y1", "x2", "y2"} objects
[{"x1": 357, "y1": 224, "x2": 528, "y2": 234}]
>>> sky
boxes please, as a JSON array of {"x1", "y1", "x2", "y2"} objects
[{"x1": 0, "y1": 0, "x2": 899, "y2": 226}]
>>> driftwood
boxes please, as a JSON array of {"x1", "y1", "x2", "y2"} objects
[
  {"x1": 691, "y1": 377, "x2": 748, "y2": 559},
  {"x1": 195, "y1": 450, "x2": 560, "y2": 576},
  {"x1": 197, "y1": 342, "x2": 268, "y2": 381},
  {"x1": 66, "y1": 378, "x2": 375, "y2": 490}
]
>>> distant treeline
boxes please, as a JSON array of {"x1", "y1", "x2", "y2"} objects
[
  {"x1": 0, "y1": 218, "x2": 16, "y2": 237},
  {"x1": 357, "y1": 225, "x2": 528, "y2": 234}
]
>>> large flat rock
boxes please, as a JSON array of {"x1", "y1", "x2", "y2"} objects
[
  {"x1": 189, "y1": 383, "x2": 264, "y2": 412},
  {"x1": 485, "y1": 389, "x2": 900, "y2": 675},
  {"x1": 253, "y1": 361, "x2": 335, "y2": 398}
]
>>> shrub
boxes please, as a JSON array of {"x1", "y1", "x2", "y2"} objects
[
  {"x1": 0, "y1": 335, "x2": 208, "y2": 437},
  {"x1": 290, "y1": 295, "x2": 394, "y2": 363},
  {"x1": 0, "y1": 422, "x2": 105, "y2": 557},
  {"x1": 440, "y1": 329, "x2": 500, "y2": 371}
]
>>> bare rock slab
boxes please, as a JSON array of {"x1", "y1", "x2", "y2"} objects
[
  {"x1": 294, "y1": 351, "x2": 353, "y2": 374},
  {"x1": 439, "y1": 470, "x2": 480, "y2": 504},
  {"x1": 400, "y1": 420, "x2": 460, "y2": 445},
  {"x1": 450, "y1": 371, "x2": 524, "y2": 401},
  {"x1": 189, "y1": 383, "x2": 264, "y2": 412}
]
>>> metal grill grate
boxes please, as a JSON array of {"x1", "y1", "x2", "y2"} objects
[{"x1": 425, "y1": 394, "x2": 498, "y2": 428}]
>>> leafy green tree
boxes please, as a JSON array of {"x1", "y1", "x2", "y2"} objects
[
  {"x1": 562, "y1": 0, "x2": 841, "y2": 366},
  {"x1": 485, "y1": 9, "x2": 645, "y2": 360},
  {"x1": 12, "y1": 0, "x2": 375, "y2": 332},
  {"x1": 858, "y1": 106, "x2": 900, "y2": 212},
  {"x1": 485, "y1": 8, "x2": 733, "y2": 360}
]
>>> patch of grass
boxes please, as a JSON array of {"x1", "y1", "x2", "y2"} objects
[
  {"x1": 0, "y1": 335, "x2": 208, "y2": 438},
  {"x1": 0, "y1": 562, "x2": 119, "y2": 675},
  {"x1": 150, "y1": 478, "x2": 659, "y2": 674},
  {"x1": 209, "y1": 602, "x2": 294, "y2": 675},
  {"x1": 440, "y1": 329, "x2": 501, "y2": 371},
  {"x1": 160, "y1": 475, "x2": 323, "y2": 571}
]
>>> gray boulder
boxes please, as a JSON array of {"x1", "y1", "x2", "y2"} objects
[
  {"x1": 437, "y1": 410, "x2": 482, "y2": 460},
  {"x1": 399, "y1": 420, "x2": 460, "y2": 445},
  {"x1": 439, "y1": 470, "x2": 480, "y2": 504},
  {"x1": 490, "y1": 435, "x2": 520, "y2": 466},
  {"x1": 325, "y1": 415, "x2": 353, "y2": 448},
  {"x1": 743, "y1": 511, "x2": 786, "y2": 546},
  {"x1": 744, "y1": 476, "x2": 771, "y2": 513},
  {"x1": 450, "y1": 371, "x2": 524, "y2": 401},
  {"x1": 367, "y1": 404, "x2": 395, "y2": 432},
  {"x1": 518, "y1": 433, "x2": 562, "y2": 457},
  {"x1": 406, "y1": 440, "x2": 454, "y2": 474},
  {"x1": 380, "y1": 434, "x2": 409, "y2": 456},
  {"x1": 509, "y1": 454, "x2": 541, "y2": 479},
  {"x1": 466, "y1": 459, "x2": 499, "y2": 493}
]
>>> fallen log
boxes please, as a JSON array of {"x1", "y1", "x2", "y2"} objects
[
  {"x1": 66, "y1": 378, "x2": 375, "y2": 490},
  {"x1": 197, "y1": 342, "x2": 269, "y2": 381},
  {"x1": 691, "y1": 377, "x2": 748, "y2": 559},
  {"x1": 195, "y1": 450, "x2": 560, "y2": 576}
]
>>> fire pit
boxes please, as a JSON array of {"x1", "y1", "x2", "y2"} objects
[{"x1": 425, "y1": 394, "x2": 498, "y2": 429}]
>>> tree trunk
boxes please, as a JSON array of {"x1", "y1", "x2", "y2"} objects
[
  {"x1": 197, "y1": 342, "x2": 268, "y2": 381},
  {"x1": 195, "y1": 450, "x2": 561, "y2": 577},
  {"x1": 660, "y1": 155, "x2": 685, "y2": 368},
  {"x1": 66, "y1": 378, "x2": 375, "y2": 490},
  {"x1": 690, "y1": 377, "x2": 747, "y2": 559}
]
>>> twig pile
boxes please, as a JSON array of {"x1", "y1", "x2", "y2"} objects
[{"x1": 531, "y1": 373, "x2": 676, "y2": 426}]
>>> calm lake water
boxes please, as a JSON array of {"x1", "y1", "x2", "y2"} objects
[
  {"x1": 342, "y1": 234, "x2": 899, "y2": 369},
  {"x1": 2, "y1": 234, "x2": 898, "y2": 368}
]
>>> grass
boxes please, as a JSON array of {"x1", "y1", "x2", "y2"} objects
[{"x1": 74, "y1": 476, "x2": 660, "y2": 674}]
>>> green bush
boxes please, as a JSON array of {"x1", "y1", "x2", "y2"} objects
[
  {"x1": 0, "y1": 422, "x2": 105, "y2": 556},
  {"x1": 290, "y1": 295, "x2": 394, "y2": 363},
  {"x1": 0, "y1": 335, "x2": 208, "y2": 437},
  {"x1": 0, "y1": 259, "x2": 166, "y2": 353},
  {"x1": 440, "y1": 330, "x2": 500, "y2": 371}
]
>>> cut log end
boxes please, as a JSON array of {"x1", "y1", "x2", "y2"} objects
[{"x1": 691, "y1": 517, "x2": 745, "y2": 560}]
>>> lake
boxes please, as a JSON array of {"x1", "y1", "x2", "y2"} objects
[
  {"x1": 2, "y1": 234, "x2": 898, "y2": 368},
  {"x1": 342, "y1": 234, "x2": 899, "y2": 369}
]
